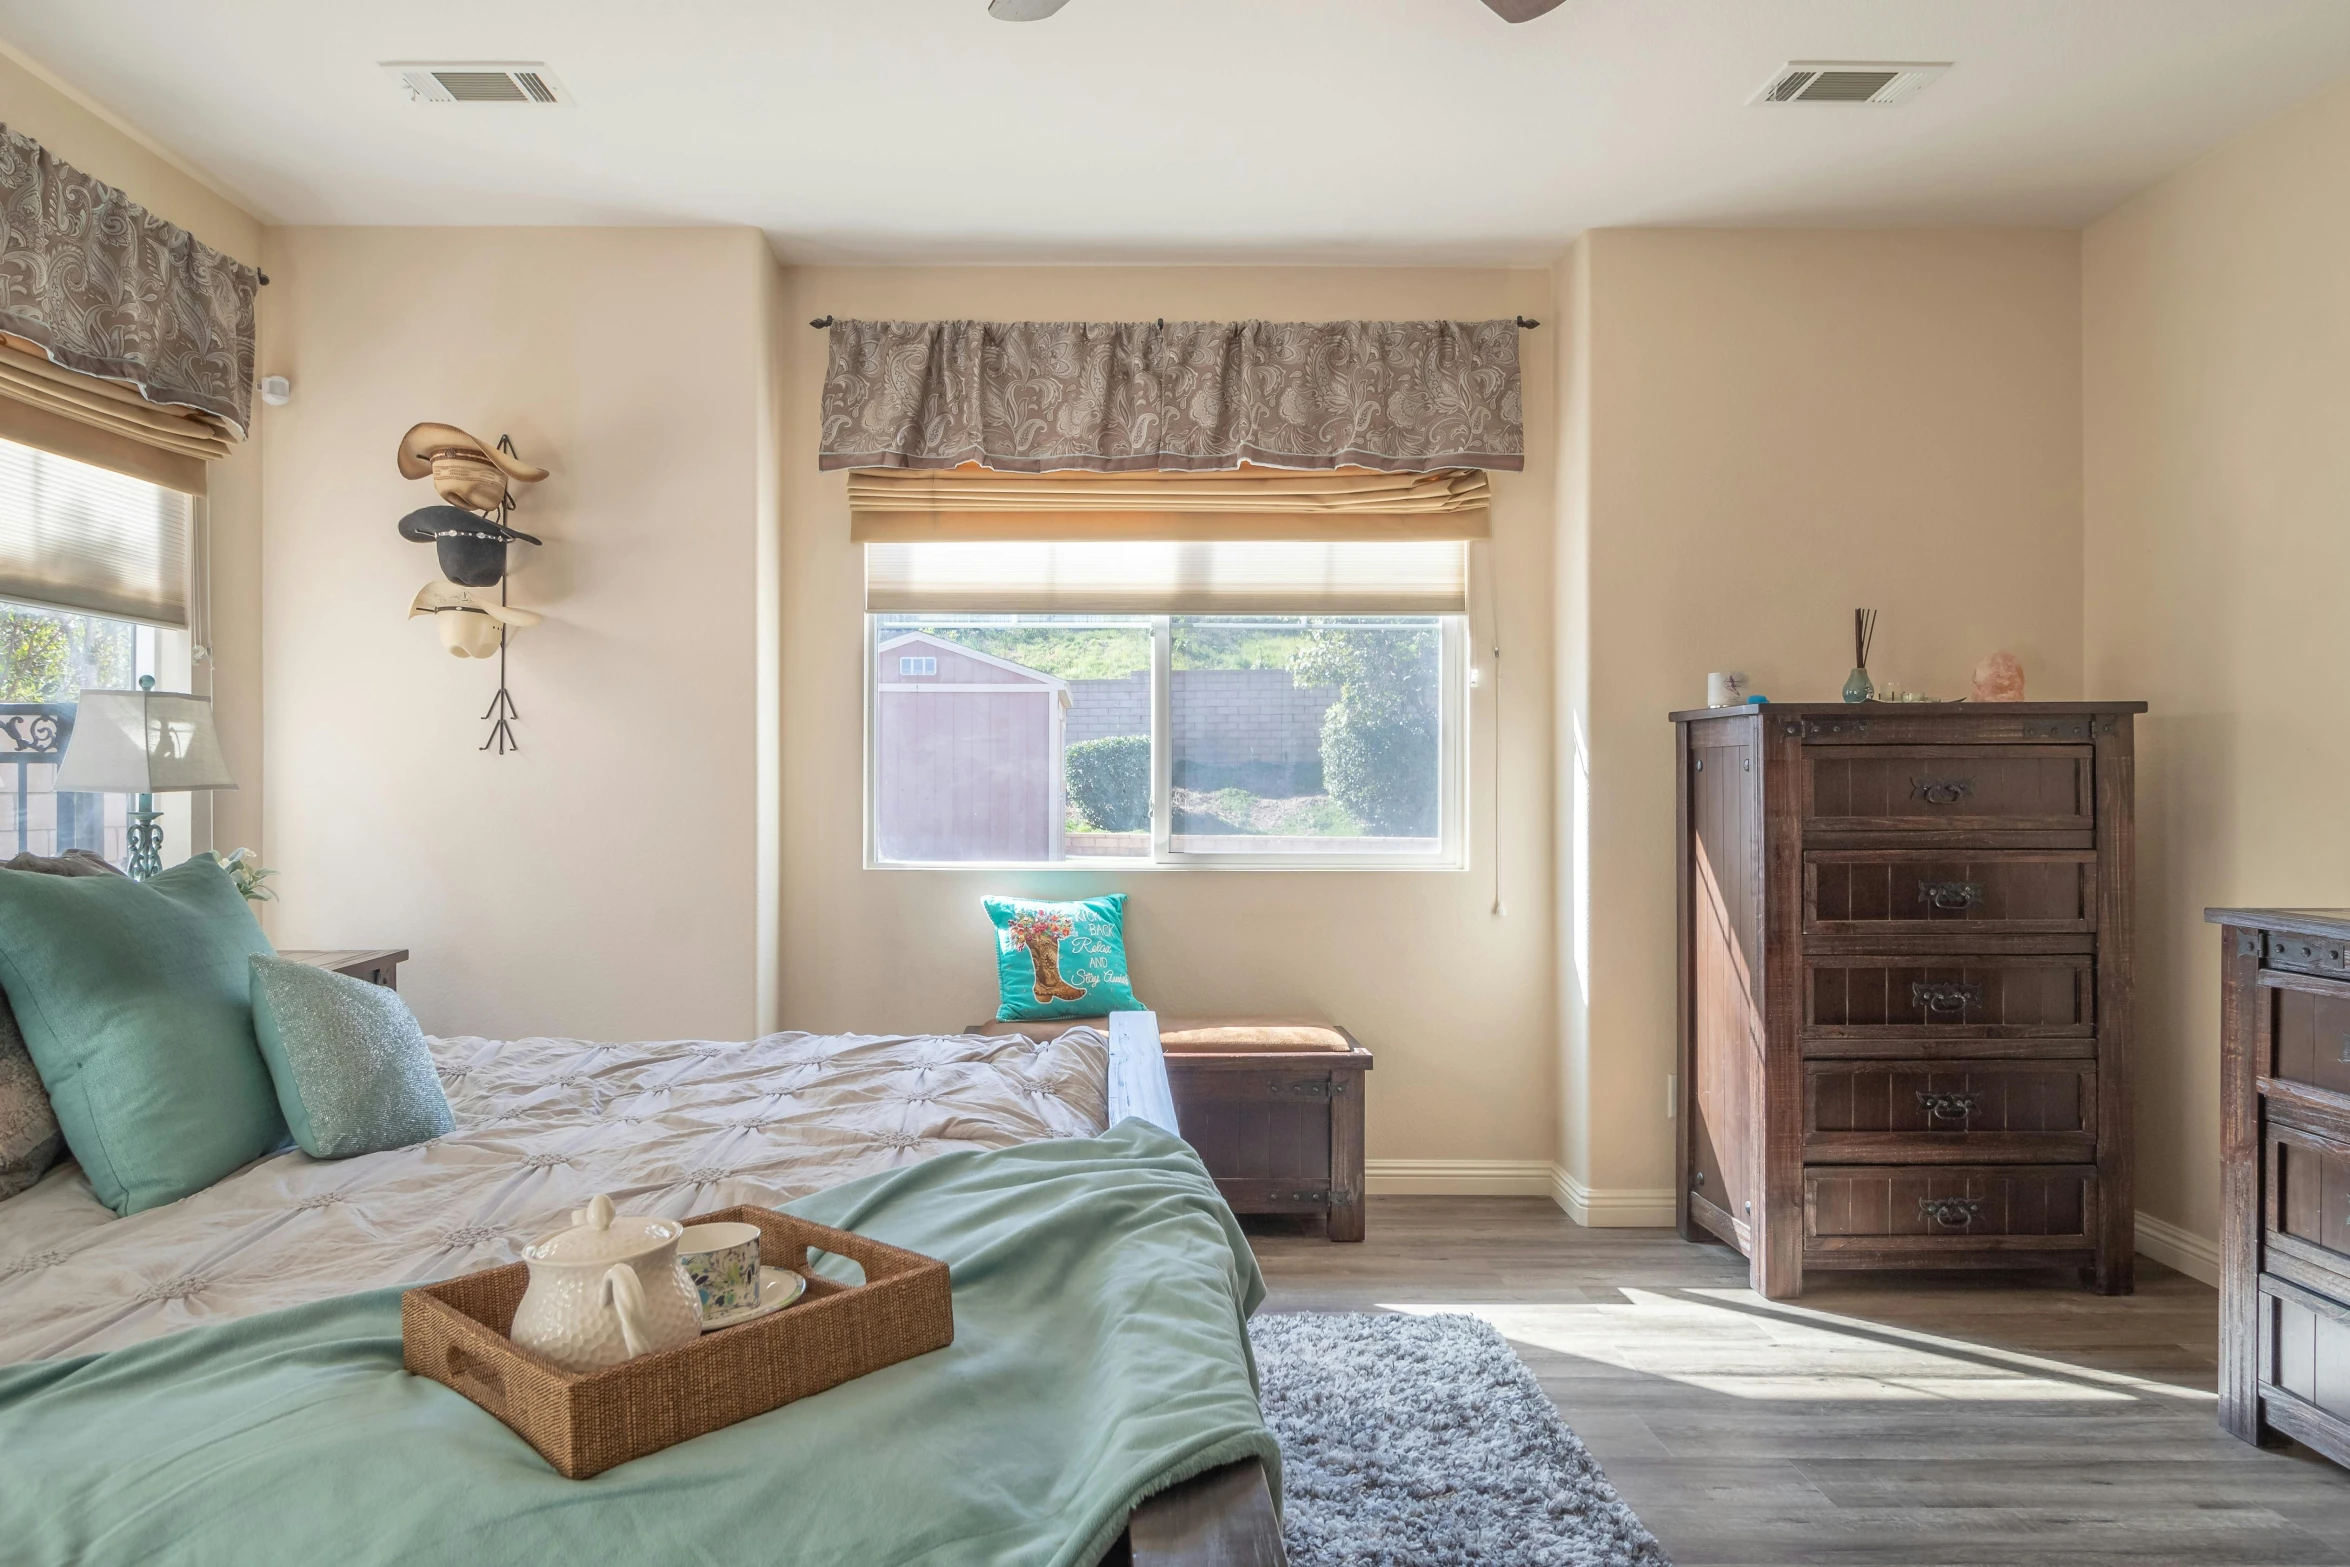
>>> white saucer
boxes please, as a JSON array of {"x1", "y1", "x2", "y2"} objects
[{"x1": 699, "y1": 1266, "x2": 807, "y2": 1331}]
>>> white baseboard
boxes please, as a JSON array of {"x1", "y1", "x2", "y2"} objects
[
  {"x1": 2134, "y1": 1210, "x2": 2220, "y2": 1286},
  {"x1": 1550, "y1": 1166, "x2": 1678, "y2": 1228},
  {"x1": 1370, "y1": 1170, "x2": 2214, "y2": 1262},
  {"x1": 1363, "y1": 1159, "x2": 1677, "y2": 1225},
  {"x1": 1363, "y1": 1158, "x2": 1556, "y2": 1197}
]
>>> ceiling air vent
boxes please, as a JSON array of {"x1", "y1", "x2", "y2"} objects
[
  {"x1": 383, "y1": 63, "x2": 569, "y2": 105},
  {"x1": 1753, "y1": 61, "x2": 1949, "y2": 106}
]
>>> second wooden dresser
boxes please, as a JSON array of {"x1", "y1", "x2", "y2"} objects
[{"x1": 1672, "y1": 700, "x2": 2144, "y2": 1299}]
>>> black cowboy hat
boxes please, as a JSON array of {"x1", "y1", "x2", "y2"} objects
[{"x1": 397, "y1": 505, "x2": 544, "y2": 588}]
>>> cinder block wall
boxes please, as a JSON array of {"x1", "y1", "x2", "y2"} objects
[{"x1": 1064, "y1": 669, "x2": 1337, "y2": 793}]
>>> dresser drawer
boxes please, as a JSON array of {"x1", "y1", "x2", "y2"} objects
[
  {"x1": 2268, "y1": 1122, "x2": 2350, "y2": 1272},
  {"x1": 1805, "y1": 955, "x2": 2095, "y2": 1053},
  {"x1": 1804, "y1": 1060, "x2": 2096, "y2": 1164},
  {"x1": 2259, "y1": 1278, "x2": 2350, "y2": 1439},
  {"x1": 1805, "y1": 1164, "x2": 2097, "y2": 1254},
  {"x1": 1805, "y1": 850, "x2": 2096, "y2": 938},
  {"x1": 2265, "y1": 971, "x2": 2350, "y2": 1102},
  {"x1": 1804, "y1": 745, "x2": 2093, "y2": 836}
]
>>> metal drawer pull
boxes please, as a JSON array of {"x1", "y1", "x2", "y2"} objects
[
  {"x1": 1910, "y1": 981, "x2": 1984, "y2": 1015},
  {"x1": 1918, "y1": 1196, "x2": 1985, "y2": 1227},
  {"x1": 1916, "y1": 1091, "x2": 1979, "y2": 1120},
  {"x1": 1917, "y1": 880, "x2": 1983, "y2": 912},
  {"x1": 1910, "y1": 776, "x2": 1974, "y2": 806}
]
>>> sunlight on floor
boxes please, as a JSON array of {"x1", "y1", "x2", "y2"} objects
[{"x1": 1379, "y1": 1288, "x2": 2216, "y2": 1405}]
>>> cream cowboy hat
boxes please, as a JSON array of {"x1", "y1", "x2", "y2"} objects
[
  {"x1": 396, "y1": 423, "x2": 551, "y2": 512},
  {"x1": 409, "y1": 581, "x2": 544, "y2": 659}
]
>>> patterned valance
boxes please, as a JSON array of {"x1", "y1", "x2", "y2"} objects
[
  {"x1": 0, "y1": 126, "x2": 259, "y2": 441},
  {"x1": 820, "y1": 318, "x2": 1524, "y2": 474}
]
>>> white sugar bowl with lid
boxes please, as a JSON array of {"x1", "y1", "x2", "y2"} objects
[{"x1": 510, "y1": 1194, "x2": 704, "y2": 1373}]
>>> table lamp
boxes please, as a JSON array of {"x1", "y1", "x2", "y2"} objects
[{"x1": 53, "y1": 677, "x2": 237, "y2": 879}]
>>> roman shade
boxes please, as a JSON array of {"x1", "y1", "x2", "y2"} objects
[
  {"x1": 0, "y1": 125, "x2": 259, "y2": 466},
  {"x1": 849, "y1": 464, "x2": 1491, "y2": 542},
  {"x1": 864, "y1": 538, "x2": 1467, "y2": 615},
  {"x1": 821, "y1": 318, "x2": 1523, "y2": 474},
  {"x1": 0, "y1": 434, "x2": 194, "y2": 627},
  {"x1": 0, "y1": 340, "x2": 220, "y2": 493}
]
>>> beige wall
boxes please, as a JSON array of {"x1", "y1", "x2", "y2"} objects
[
  {"x1": 0, "y1": 48, "x2": 267, "y2": 861},
  {"x1": 1562, "y1": 228, "x2": 2087, "y2": 1210},
  {"x1": 258, "y1": 227, "x2": 777, "y2": 1042},
  {"x1": 2083, "y1": 73, "x2": 2350, "y2": 1261},
  {"x1": 776, "y1": 266, "x2": 1561, "y2": 1172}
]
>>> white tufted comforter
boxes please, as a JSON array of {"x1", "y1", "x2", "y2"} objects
[{"x1": 0, "y1": 1028, "x2": 1107, "y2": 1367}]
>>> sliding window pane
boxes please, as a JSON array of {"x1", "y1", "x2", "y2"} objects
[
  {"x1": 0, "y1": 602, "x2": 146, "y2": 863},
  {"x1": 872, "y1": 615, "x2": 1151, "y2": 864},
  {"x1": 1169, "y1": 616, "x2": 1444, "y2": 856}
]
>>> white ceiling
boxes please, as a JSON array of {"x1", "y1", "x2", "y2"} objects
[{"x1": 5, "y1": 0, "x2": 2350, "y2": 264}]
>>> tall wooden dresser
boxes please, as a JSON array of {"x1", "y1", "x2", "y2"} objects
[
  {"x1": 2207, "y1": 908, "x2": 2350, "y2": 1470},
  {"x1": 1672, "y1": 701, "x2": 2144, "y2": 1299}
]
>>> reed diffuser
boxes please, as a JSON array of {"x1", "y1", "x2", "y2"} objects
[{"x1": 1843, "y1": 608, "x2": 1876, "y2": 704}]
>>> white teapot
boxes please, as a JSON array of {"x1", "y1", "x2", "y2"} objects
[{"x1": 509, "y1": 1194, "x2": 704, "y2": 1373}]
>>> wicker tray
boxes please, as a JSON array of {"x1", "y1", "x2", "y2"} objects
[{"x1": 402, "y1": 1205, "x2": 954, "y2": 1478}]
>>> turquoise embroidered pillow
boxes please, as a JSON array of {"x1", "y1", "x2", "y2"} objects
[
  {"x1": 250, "y1": 956, "x2": 454, "y2": 1159},
  {"x1": 984, "y1": 895, "x2": 1143, "y2": 1022}
]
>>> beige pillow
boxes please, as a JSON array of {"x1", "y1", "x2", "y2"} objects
[
  {"x1": 0, "y1": 848, "x2": 122, "y2": 1199},
  {"x1": 0, "y1": 1005, "x2": 61, "y2": 1200}
]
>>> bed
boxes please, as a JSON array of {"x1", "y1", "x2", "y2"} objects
[{"x1": 0, "y1": 1016, "x2": 1279, "y2": 1565}]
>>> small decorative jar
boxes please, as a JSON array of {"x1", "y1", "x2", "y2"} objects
[{"x1": 1842, "y1": 667, "x2": 1874, "y2": 704}]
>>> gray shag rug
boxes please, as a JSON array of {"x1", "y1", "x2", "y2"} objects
[{"x1": 1249, "y1": 1312, "x2": 1671, "y2": 1567}]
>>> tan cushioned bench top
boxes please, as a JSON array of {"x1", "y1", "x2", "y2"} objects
[{"x1": 968, "y1": 1016, "x2": 1355, "y2": 1053}]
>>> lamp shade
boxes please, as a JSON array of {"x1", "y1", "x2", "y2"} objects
[{"x1": 54, "y1": 688, "x2": 236, "y2": 794}]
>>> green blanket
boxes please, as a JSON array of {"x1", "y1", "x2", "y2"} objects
[{"x1": 0, "y1": 1121, "x2": 1278, "y2": 1567}]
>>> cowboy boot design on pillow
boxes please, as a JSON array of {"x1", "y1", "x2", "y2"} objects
[{"x1": 1009, "y1": 909, "x2": 1089, "y2": 1004}]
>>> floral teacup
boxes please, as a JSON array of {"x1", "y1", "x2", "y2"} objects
[{"x1": 676, "y1": 1222, "x2": 762, "y2": 1319}]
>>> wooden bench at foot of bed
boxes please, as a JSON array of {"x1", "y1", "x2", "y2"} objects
[{"x1": 971, "y1": 1016, "x2": 1373, "y2": 1243}]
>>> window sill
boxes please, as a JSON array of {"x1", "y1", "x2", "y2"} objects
[{"x1": 865, "y1": 855, "x2": 1466, "y2": 874}]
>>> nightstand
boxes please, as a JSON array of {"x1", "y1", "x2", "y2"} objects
[{"x1": 279, "y1": 948, "x2": 409, "y2": 990}]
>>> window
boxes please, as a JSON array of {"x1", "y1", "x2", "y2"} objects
[
  {"x1": 0, "y1": 603, "x2": 186, "y2": 864},
  {"x1": 0, "y1": 435, "x2": 197, "y2": 867},
  {"x1": 867, "y1": 609, "x2": 1464, "y2": 869}
]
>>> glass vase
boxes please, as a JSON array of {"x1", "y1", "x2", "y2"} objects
[{"x1": 1842, "y1": 667, "x2": 1874, "y2": 704}]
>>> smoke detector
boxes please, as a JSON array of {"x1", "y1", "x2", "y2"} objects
[
  {"x1": 382, "y1": 63, "x2": 570, "y2": 105},
  {"x1": 1752, "y1": 61, "x2": 1949, "y2": 106}
]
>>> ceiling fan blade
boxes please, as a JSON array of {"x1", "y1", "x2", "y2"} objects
[
  {"x1": 989, "y1": 0, "x2": 1073, "y2": 18},
  {"x1": 1481, "y1": 0, "x2": 1569, "y2": 19}
]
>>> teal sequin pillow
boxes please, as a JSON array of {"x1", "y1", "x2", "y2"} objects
[
  {"x1": 984, "y1": 894, "x2": 1143, "y2": 1022},
  {"x1": 250, "y1": 956, "x2": 454, "y2": 1159}
]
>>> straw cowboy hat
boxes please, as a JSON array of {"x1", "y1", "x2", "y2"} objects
[
  {"x1": 398, "y1": 503, "x2": 544, "y2": 587},
  {"x1": 396, "y1": 423, "x2": 550, "y2": 512},
  {"x1": 409, "y1": 581, "x2": 543, "y2": 659}
]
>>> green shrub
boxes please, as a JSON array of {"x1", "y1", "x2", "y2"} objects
[
  {"x1": 1293, "y1": 624, "x2": 1441, "y2": 836},
  {"x1": 1319, "y1": 708, "x2": 1439, "y2": 836},
  {"x1": 1066, "y1": 734, "x2": 1151, "y2": 831}
]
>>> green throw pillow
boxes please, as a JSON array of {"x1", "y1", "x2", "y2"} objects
[
  {"x1": 250, "y1": 956, "x2": 453, "y2": 1159},
  {"x1": 0, "y1": 856, "x2": 281, "y2": 1214},
  {"x1": 984, "y1": 894, "x2": 1144, "y2": 1022}
]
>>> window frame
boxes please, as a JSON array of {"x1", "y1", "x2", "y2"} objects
[{"x1": 862, "y1": 611, "x2": 1468, "y2": 873}]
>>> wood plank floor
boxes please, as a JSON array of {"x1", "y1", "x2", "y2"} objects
[{"x1": 1245, "y1": 1198, "x2": 2350, "y2": 1567}]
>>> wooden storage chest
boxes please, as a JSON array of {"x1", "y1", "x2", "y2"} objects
[{"x1": 1673, "y1": 701, "x2": 2144, "y2": 1299}]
